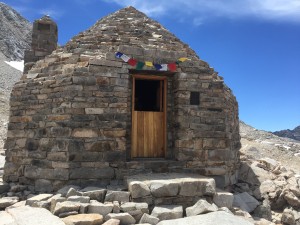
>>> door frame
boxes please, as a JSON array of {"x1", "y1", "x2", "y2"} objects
[{"x1": 131, "y1": 74, "x2": 167, "y2": 159}]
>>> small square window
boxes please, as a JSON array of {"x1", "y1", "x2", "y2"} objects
[{"x1": 190, "y1": 92, "x2": 200, "y2": 105}]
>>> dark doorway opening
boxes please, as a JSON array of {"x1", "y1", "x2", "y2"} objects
[{"x1": 134, "y1": 79, "x2": 163, "y2": 112}]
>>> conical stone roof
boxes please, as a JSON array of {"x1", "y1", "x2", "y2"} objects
[{"x1": 63, "y1": 6, "x2": 200, "y2": 60}]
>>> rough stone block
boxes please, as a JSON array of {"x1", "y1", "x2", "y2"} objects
[
  {"x1": 185, "y1": 199, "x2": 218, "y2": 217},
  {"x1": 128, "y1": 181, "x2": 151, "y2": 198},
  {"x1": 213, "y1": 191, "x2": 234, "y2": 208},
  {"x1": 72, "y1": 128, "x2": 98, "y2": 138},
  {"x1": 105, "y1": 213, "x2": 136, "y2": 225},
  {"x1": 81, "y1": 187, "x2": 107, "y2": 202},
  {"x1": 62, "y1": 213, "x2": 103, "y2": 225},
  {"x1": 151, "y1": 205, "x2": 183, "y2": 221},
  {"x1": 150, "y1": 182, "x2": 179, "y2": 197},
  {"x1": 88, "y1": 201, "x2": 113, "y2": 216},
  {"x1": 105, "y1": 191, "x2": 130, "y2": 203}
]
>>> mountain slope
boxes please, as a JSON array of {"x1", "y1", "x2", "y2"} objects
[
  {"x1": 0, "y1": 2, "x2": 32, "y2": 60},
  {"x1": 273, "y1": 125, "x2": 300, "y2": 141},
  {"x1": 240, "y1": 121, "x2": 300, "y2": 173}
]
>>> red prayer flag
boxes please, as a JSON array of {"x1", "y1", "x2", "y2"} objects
[
  {"x1": 168, "y1": 63, "x2": 177, "y2": 72},
  {"x1": 128, "y1": 58, "x2": 137, "y2": 66}
]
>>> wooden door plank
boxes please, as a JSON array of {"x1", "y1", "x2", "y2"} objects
[{"x1": 137, "y1": 112, "x2": 144, "y2": 157}]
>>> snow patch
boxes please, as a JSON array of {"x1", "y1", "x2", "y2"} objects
[{"x1": 4, "y1": 60, "x2": 24, "y2": 72}]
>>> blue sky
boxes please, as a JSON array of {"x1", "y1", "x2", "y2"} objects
[{"x1": 3, "y1": 0, "x2": 300, "y2": 131}]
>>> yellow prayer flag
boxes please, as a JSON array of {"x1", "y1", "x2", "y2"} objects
[
  {"x1": 145, "y1": 61, "x2": 153, "y2": 67},
  {"x1": 178, "y1": 57, "x2": 188, "y2": 62}
]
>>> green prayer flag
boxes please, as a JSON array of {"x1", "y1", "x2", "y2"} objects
[{"x1": 136, "y1": 61, "x2": 145, "y2": 70}]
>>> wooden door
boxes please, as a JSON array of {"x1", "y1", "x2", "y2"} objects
[{"x1": 131, "y1": 75, "x2": 167, "y2": 158}]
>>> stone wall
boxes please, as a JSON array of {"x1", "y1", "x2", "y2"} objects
[{"x1": 4, "y1": 7, "x2": 241, "y2": 192}]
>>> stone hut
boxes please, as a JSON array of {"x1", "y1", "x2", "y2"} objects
[{"x1": 4, "y1": 7, "x2": 240, "y2": 192}]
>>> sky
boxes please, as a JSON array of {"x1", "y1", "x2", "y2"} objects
[{"x1": 2, "y1": 0, "x2": 300, "y2": 132}]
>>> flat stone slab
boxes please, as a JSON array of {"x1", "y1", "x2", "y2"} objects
[
  {"x1": 156, "y1": 211, "x2": 254, "y2": 225},
  {"x1": 127, "y1": 173, "x2": 216, "y2": 199},
  {"x1": 6, "y1": 205, "x2": 65, "y2": 225}
]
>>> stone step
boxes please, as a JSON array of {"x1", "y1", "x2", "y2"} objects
[{"x1": 126, "y1": 173, "x2": 216, "y2": 207}]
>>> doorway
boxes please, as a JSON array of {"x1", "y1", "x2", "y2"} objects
[{"x1": 131, "y1": 75, "x2": 167, "y2": 158}]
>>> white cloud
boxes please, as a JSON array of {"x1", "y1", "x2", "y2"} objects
[{"x1": 105, "y1": 0, "x2": 300, "y2": 23}]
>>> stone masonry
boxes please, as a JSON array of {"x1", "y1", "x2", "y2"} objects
[
  {"x1": 4, "y1": 7, "x2": 240, "y2": 192},
  {"x1": 24, "y1": 15, "x2": 58, "y2": 74}
]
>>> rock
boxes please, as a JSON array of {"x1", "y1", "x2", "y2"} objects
[
  {"x1": 26, "y1": 194, "x2": 53, "y2": 206},
  {"x1": 49, "y1": 194, "x2": 66, "y2": 213},
  {"x1": 105, "y1": 191, "x2": 130, "y2": 203},
  {"x1": 253, "y1": 218, "x2": 276, "y2": 225},
  {"x1": 259, "y1": 180, "x2": 276, "y2": 196},
  {"x1": 151, "y1": 205, "x2": 183, "y2": 221},
  {"x1": 120, "y1": 202, "x2": 148, "y2": 213},
  {"x1": 81, "y1": 187, "x2": 106, "y2": 202},
  {"x1": 282, "y1": 209, "x2": 296, "y2": 225},
  {"x1": 259, "y1": 158, "x2": 278, "y2": 170},
  {"x1": 6, "y1": 205, "x2": 65, "y2": 225},
  {"x1": 105, "y1": 213, "x2": 136, "y2": 225},
  {"x1": 53, "y1": 201, "x2": 80, "y2": 217},
  {"x1": 112, "y1": 201, "x2": 120, "y2": 213},
  {"x1": 66, "y1": 188, "x2": 82, "y2": 198},
  {"x1": 0, "y1": 196, "x2": 19, "y2": 209},
  {"x1": 0, "y1": 182, "x2": 10, "y2": 194},
  {"x1": 284, "y1": 191, "x2": 300, "y2": 207},
  {"x1": 232, "y1": 207, "x2": 253, "y2": 220},
  {"x1": 252, "y1": 199, "x2": 272, "y2": 221},
  {"x1": 59, "y1": 211, "x2": 78, "y2": 218},
  {"x1": 186, "y1": 199, "x2": 218, "y2": 217},
  {"x1": 67, "y1": 196, "x2": 90, "y2": 203},
  {"x1": 120, "y1": 202, "x2": 148, "y2": 221},
  {"x1": 139, "y1": 213, "x2": 160, "y2": 225},
  {"x1": 102, "y1": 219, "x2": 120, "y2": 225},
  {"x1": 233, "y1": 192, "x2": 260, "y2": 213},
  {"x1": 218, "y1": 207, "x2": 233, "y2": 214},
  {"x1": 62, "y1": 214, "x2": 103, "y2": 225},
  {"x1": 149, "y1": 182, "x2": 179, "y2": 197},
  {"x1": 156, "y1": 211, "x2": 254, "y2": 225},
  {"x1": 79, "y1": 203, "x2": 89, "y2": 214},
  {"x1": 88, "y1": 200, "x2": 113, "y2": 216},
  {"x1": 57, "y1": 185, "x2": 81, "y2": 197},
  {"x1": 128, "y1": 181, "x2": 151, "y2": 198},
  {"x1": 0, "y1": 211, "x2": 16, "y2": 225},
  {"x1": 213, "y1": 191, "x2": 234, "y2": 208},
  {"x1": 239, "y1": 162, "x2": 275, "y2": 186}
]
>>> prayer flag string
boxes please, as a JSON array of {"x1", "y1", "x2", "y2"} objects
[{"x1": 115, "y1": 52, "x2": 189, "y2": 72}]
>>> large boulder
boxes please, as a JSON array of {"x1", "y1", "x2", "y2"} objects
[
  {"x1": 186, "y1": 199, "x2": 218, "y2": 217},
  {"x1": 156, "y1": 211, "x2": 254, "y2": 225}
]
